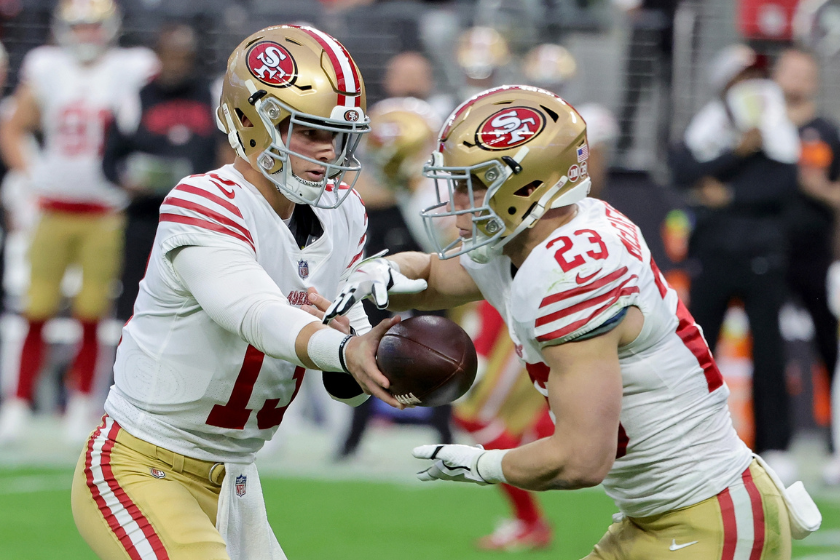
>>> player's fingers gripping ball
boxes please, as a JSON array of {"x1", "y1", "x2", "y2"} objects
[{"x1": 375, "y1": 316, "x2": 478, "y2": 407}]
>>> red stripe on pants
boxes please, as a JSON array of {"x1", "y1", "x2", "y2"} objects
[
  {"x1": 718, "y1": 488, "x2": 738, "y2": 560},
  {"x1": 100, "y1": 421, "x2": 170, "y2": 559},
  {"x1": 743, "y1": 468, "x2": 766, "y2": 560},
  {"x1": 84, "y1": 418, "x2": 144, "y2": 560}
]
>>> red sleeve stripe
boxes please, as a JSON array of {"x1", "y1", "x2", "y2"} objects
[
  {"x1": 536, "y1": 275, "x2": 638, "y2": 327},
  {"x1": 347, "y1": 248, "x2": 364, "y2": 269},
  {"x1": 616, "y1": 423, "x2": 629, "y2": 459},
  {"x1": 649, "y1": 258, "x2": 668, "y2": 298},
  {"x1": 173, "y1": 184, "x2": 243, "y2": 218},
  {"x1": 207, "y1": 172, "x2": 239, "y2": 187},
  {"x1": 162, "y1": 197, "x2": 253, "y2": 244},
  {"x1": 675, "y1": 300, "x2": 724, "y2": 392},
  {"x1": 539, "y1": 267, "x2": 629, "y2": 309},
  {"x1": 160, "y1": 213, "x2": 255, "y2": 252},
  {"x1": 357, "y1": 233, "x2": 366, "y2": 247},
  {"x1": 536, "y1": 286, "x2": 639, "y2": 342}
]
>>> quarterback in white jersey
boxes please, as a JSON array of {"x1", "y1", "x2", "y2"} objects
[
  {"x1": 324, "y1": 86, "x2": 820, "y2": 559},
  {"x1": 70, "y1": 25, "x2": 424, "y2": 560},
  {"x1": 107, "y1": 163, "x2": 370, "y2": 462},
  {"x1": 0, "y1": 0, "x2": 158, "y2": 446}
]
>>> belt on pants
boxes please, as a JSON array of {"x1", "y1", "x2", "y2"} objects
[{"x1": 115, "y1": 426, "x2": 226, "y2": 486}]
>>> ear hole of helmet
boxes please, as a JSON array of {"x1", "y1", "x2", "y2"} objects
[
  {"x1": 234, "y1": 108, "x2": 251, "y2": 127},
  {"x1": 513, "y1": 180, "x2": 542, "y2": 197}
]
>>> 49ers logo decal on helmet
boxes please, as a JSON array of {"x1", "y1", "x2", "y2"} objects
[
  {"x1": 475, "y1": 107, "x2": 546, "y2": 151},
  {"x1": 246, "y1": 41, "x2": 297, "y2": 87}
]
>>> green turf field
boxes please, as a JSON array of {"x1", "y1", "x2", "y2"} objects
[{"x1": 1, "y1": 467, "x2": 839, "y2": 559}]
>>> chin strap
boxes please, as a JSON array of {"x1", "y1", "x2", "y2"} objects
[
  {"x1": 481, "y1": 175, "x2": 591, "y2": 258},
  {"x1": 550, "y1": 176, "x2": 591, "y2": 209},
  {"x1": 220, "y1": 104, "x2": 247, "y2": 159}
]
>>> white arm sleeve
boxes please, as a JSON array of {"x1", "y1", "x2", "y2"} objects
[
  {"x1": 346, "y1": 300, "x2": 372, "y2": 335},
  {"x1": 170, "y1": 244, "x2": 319, "y2": 365}
]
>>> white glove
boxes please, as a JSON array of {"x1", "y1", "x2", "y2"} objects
[
  {"x1": 323, "y1": 255, "x2": 427, "y2": 323},
  {"x1": 413, "y1": 444, "x2": 508, "y2": 485}
]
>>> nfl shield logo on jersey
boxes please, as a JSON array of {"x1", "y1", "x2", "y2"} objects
[
  {"x1": 298, "y1": 259, "x2": 309, "y2": 279},
  {"x1": 235, "y1": 475, "x2": 247, "y2": 497}
]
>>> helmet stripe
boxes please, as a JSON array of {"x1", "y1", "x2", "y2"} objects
[{"x1": 295, "y1": 26, "x2": 361, "y2": 108}]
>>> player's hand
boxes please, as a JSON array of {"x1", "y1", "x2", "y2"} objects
[
  {"x1": 342, "y1": 315, "x2": 405, "y2": 409},
  {"x1": 734, "y1": 127, "x2": 763, "y2": 157},
  {"x1": 693, "y1": 177, "x2": 733, "y2": 208},
  {"x1": 302, "y1": 288, "x2": 352, "y2": 335},
  {"x1": 413, "y1": 444, "x2": 491, "y2": 485},
  {"x1": 323, "y1": 255, "x2": 427, "y2": 323}
]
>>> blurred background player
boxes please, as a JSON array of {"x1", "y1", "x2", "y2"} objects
[
  {"x1": 0, "y1": 0, "x2": 158, "y2": 444},
  {"x1": 337, "y1": 96, "x2": 455, "y2": 460},
  {"x1": 669, "y1": 44, "x2": 801, "y2": 482},
  {"x1": 773, "y1": 48, "x2": 840, "y2": 484},
  {"x1": 455, "y1": 26, "x2": 511, "y2": 101},
  {"x1": 102, "y1": 23, "x2": 222, "y2": 324}
]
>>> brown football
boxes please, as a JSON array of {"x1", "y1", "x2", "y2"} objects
[{"x1": 376, "y1": 315, "x2": 478, "y2": 407}]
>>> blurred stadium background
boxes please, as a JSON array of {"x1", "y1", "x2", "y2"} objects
[{"x1": 2, "y1": 0, "x2": 840, "y2": 558}]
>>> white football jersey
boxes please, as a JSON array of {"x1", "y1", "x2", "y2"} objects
[
  {"x1": 22, "y1": 45, "x2": 158, "y2": 207},
  {"x1": 104, "y1": 164, "x2": 368, "y2": 463},
  {"x1": 462, "y1": 198, "x2": 752, "y2": 517}
]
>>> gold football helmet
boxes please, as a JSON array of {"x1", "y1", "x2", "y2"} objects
[
  {"x1": 523, "y1": 44, "x2": 578, "y2": 90},
  {"x1": 422, "y1": 85, "x2": 590, "y2": 263},
  {"x1": 457, "y1": 27, "x2": 510, "y2": 80},
  {"x1": 216, "y1": 25, "x2": 370, "y2": 208},
  {"x1": 365, "y1": 97, "x2": 441, "y2": 190},
  {"x1": 53, "y1": 0, "x2": 121, "y2": 63}
]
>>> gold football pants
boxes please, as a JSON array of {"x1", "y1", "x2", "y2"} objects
[
  {"x1": 27, "y1": 210, "x2": 124, "y2": 320},
  {"x1": 71, "y1": 416, "x2": 230, "y2": 559},
  {"x1": 585, "y1": 459, "x2": 791, "y2": 560}
]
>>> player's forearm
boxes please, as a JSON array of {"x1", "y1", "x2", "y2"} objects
[
  {"x1": 0, "y1": 125, "x2": 31, "y2": 173},
  {"x1": 387, "y1": 252, "x2": 482, "y2": 311},
  {"x1": 386, "y1": 252, "x2": 432, "y2": 311},
  {"x1": 1, "y1": 85, "x2": 40, "y2": 174},
  {"x1": 172, "y1": 245, "x2": 347, "y2": 370},
  {"x1": 500, "y1": 434, "x2": 614, "y2": 491}
]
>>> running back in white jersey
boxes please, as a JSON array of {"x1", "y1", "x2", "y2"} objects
[
  {"x1": 22, "y1": 45, "x2": 158, "y2": 207},
  {"x1": 105, "y1": 164, "x2": 368, "y2": 463},
  {"x1": 461, "y1": 197, "x2": 752, "y2": 518}
]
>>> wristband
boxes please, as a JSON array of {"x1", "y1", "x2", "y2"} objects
[
  {"x1": 338, "y1": 334, "x2": 352, "y2": 373},
  {"x1": 307, "y1": 328, "x2": 351, "y2": 373},
  {"x1": 476, "y1": 449, "x2": 509, "y2": 484}
]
